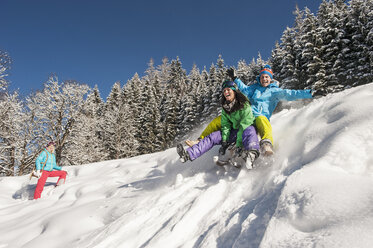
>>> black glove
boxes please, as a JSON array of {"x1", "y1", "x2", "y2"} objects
[
  {"x1": 312, "y1": 88, "x2": 328, "y2": 98},
  {"x1": 227, "y1": 67, "x2": 237, "y2": 81},
  {"x1": 219, "y1": 141, "x2": 229, "y2": 155}
]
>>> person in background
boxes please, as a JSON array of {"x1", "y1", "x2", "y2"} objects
[
  {"x1": 33, "y1": 141, "x2": 67, "y2": 199},
  {"x1": 177, "y1": 80, "x2": 260, "y2": 169}
]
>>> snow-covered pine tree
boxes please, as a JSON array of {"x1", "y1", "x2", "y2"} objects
[
  {"x1": 248, "y1": 59, "x2": 259, "y2": 84},
  {"x1": 316, "y1": 0, "x2": 345, "y2": 89},
  {"x1": 175, "y1": 64, "x2": 201, "y2": 141},
  {"x1": 270, "y1": 42, "x2": 286, "y2": 83},
  {"x1": 121, "y1": 76, "x2": 143, "y2": 156},
  {"x1": 345, "y1": 0, "x2": 373, "y2": 86},
  {"x1": 137, "y1": 76, "x2": 161, "y2": 154},
  {"x1": 199, "y1": 67, "x2": 211, "y2": 123},
  {"x1": 169, "y1": 57, "x2": 188, "y2": 144},
  {"x1": 236, "y1": 60, "x2": 251, "y2": 84},
  {"x1": 177, "y1": 92, "x2": 193, "y2": 141},
  {"x1": 274, "y1": 26, "x2": 299, "y2": 88},
  {"x1": 169, "y1": 57, "x2": 187, "y2": 97},
  {"x1": 65, "y1": 85, "x2": 106, "y2": 164},
  {"x1": 123, "y1": 73, "x2": 143, "y2": 154},
  {"x1": 272, "y1": 5, "x2": 306, "y2": 89},
  {"x1": 24, "y1": 76, "x2": 90, "y2": 165},
  {"x1": 0, "y1": 50, "x2": 11, "y2": 91},
  {"x1": 142, "y1": 60, "x2": 164, "y2": 152},
  {"x1": 365, "y1": 0, "x2": 373, "y2": 83},
  {"x1": 14, "y1": 94, "x2": 43, "y2": 175},
  {"x1": 163, "y1": 95, "x2": 178, "y2": 149},
  {"x1": 157, "y1": 57, "x2": 171, "y2": 118},
  {"x1": 207, "y1": 64, "x2": 220, "y2": 117},
  {"x1": 119, "y1": 86, "x2": 139, "y2": 158},
  {"x1": 212, "y1": 55, "x2": 227, "y2": 111},
  {"x1": 253, "y1": 53, "x2": 267, "y2": 80},
  {"x1": 151, "y1": 74, "x2": 165, "y2": 152},
  {"x1": 298, "y1": 8, "x2": 318, "y2": 88},
  {"x1": 188, "y1": 64, "x2": 203, "y2": 128},
  {"x1": 101, "y1": 82, "x2": 123, "y2": 160},
  {"x1": 306, "y1": 10, "x2": 327, "y2": 89},
  {"x1": 157, "y1": 57, "x2": 171, "y2": 92},
  {"x1": 0, "y1": 92, "x2": 23, "y2": 176},
  {"x1": 216, "y1": 55, "x2": 227, "y2": 82}
]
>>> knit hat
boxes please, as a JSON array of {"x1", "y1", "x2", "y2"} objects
[
  {"x1": 46, "y1": 141, "x2": 56, "y2": 147},
  {"x1": 222, "y1": 80, "x2": 237, "y2": 91},
  {"x1": 259, "y1": 65, "x2": 273, "y2": 79}
]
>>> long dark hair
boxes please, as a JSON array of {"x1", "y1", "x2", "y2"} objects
[{"x1": 220, "y1": 90, "x2": 250, "y2": 114}]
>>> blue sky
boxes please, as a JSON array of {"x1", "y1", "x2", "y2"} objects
[{"x1": 1, "y1": 0, "x2": 322, "y2": 99}]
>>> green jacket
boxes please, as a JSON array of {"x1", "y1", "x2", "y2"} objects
[{"x1": 221, "y1": 102, "x2": 255, "y2": 147}]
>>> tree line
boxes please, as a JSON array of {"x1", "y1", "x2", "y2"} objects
[{"x1": 1, "y1": 0, "x2": 372, "y2": 176}]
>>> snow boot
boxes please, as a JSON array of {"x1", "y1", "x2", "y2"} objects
[
  {"x1": 213, "y1": 144, "x2": 236, "y2": 166},
  {"x1": 230, "y1": 149, "x2": 258, "y2": 169},
  {"x1": 177, "y1": 144, "x2": 190, "y2": 163},
  {"x1": 230, "y1": 148, "x2": 244, "y2": 168},
  {"x1": 260, "y1": 139, "x2": 274, "y2": 156},
  {"x1": 242, "y1": 150, "x2": 258, "y2": 169}
]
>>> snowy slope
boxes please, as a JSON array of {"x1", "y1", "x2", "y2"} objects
[{"x1": 1, "y1": 83, "x2": 373, "y2": 248}]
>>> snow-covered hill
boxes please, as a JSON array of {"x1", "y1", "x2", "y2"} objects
[{"x1": 1, "y1": 83, "x2": 373, "y2": 248}]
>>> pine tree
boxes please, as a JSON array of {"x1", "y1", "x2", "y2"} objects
[
  {"x1": 152, "y1": 74, "x2": 165, "y2": 152},
  {"x1": 17, "y1": 95, "x2": 43, "y2": 175},
  {"x1": 366, "y1": 0, "x2": 373, "y2": 82},
  {"x1": 169, "y1": 57, "x2": 187, "y2": 97},
  {"x1": 236, "y1": 60, "x2": 251, "y2": 83},
  {"x1": 316, "y1": 4, "x2": 337, "y2": 90},
  {"x1": 66, "y1": 85, "x2": 106, "y2": 164},
  {"x1": 142, "y1": 60, "x2": 164, "y2": 152},
  {"x1": 119, "y1": 86, "x2": 139, "y2": 158},
  {"x1": 276, "y1": 26, "x2": 299, "y2": 88},
  {"x1": 207, "y1": 64, "x2": 220, "y2": 118},
  {"x1": 169, "y1": 57, "x2": 187, "y2": 144},
  {"x1": 346, "y1": 0, "x2": 373, "y2": 86},
  {"x1": 124, "y1": 74, "x2": 143, "y2": 154},
  {"x1": 0, "y1": 50, "x2": 11, "y2": 91},
  {"x1": 188, "y1": 64, "x2": 203, "y2": 125},
  {"x1": 0, "y1": 92, "x2": 22, "y2": 176},
  {"x1": 199, "y1": 67, "x2": 210, "y2": 123},
  {"x1": 101, "y1": 82, "x2": 123, "y2": 160},
  {"x1": 157, "y1": 57, "x2": 171, "y2": 125},
  {"x1": 270, "y1": 42, "x2": 286, "y2": 84},
  {"x1": 163, "y1": 96, "x2": 178, "y2": 148},
  {"x1": 137, "y1": 77, "x2": 160, "y2": 153},
  {"x1": 101, "y1": 81, "x2": 140, "y2": 159},
  {"x1": 27, "y1": 76, "x2": 90, "y2": 165}
]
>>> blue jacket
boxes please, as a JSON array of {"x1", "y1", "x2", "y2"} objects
[
  {"x1": 234, "y1": 78, "x2": 312, "y2": 120},
  {"x1": 35, "y1": 149, "x2": 62, "y2": 171}
]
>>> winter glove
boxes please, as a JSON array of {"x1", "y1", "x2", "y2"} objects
[
  {"x1": 35, "y1": 170, "x2": 42, "y2": 178},
  {"x1": 219, "y1": 141, "x2": 229, "y2": 155},
  {"x1": 227, "y1": 67, "x2": 237, "y2": 81}
]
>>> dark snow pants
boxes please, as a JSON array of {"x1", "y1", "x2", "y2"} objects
[{"x1": 186, "y1": 126, "x2": 259, "y2": 161}]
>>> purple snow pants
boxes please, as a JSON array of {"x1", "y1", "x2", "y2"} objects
[{"x1": 186, "y1": 126, "x2": 260, "y2": 161}]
